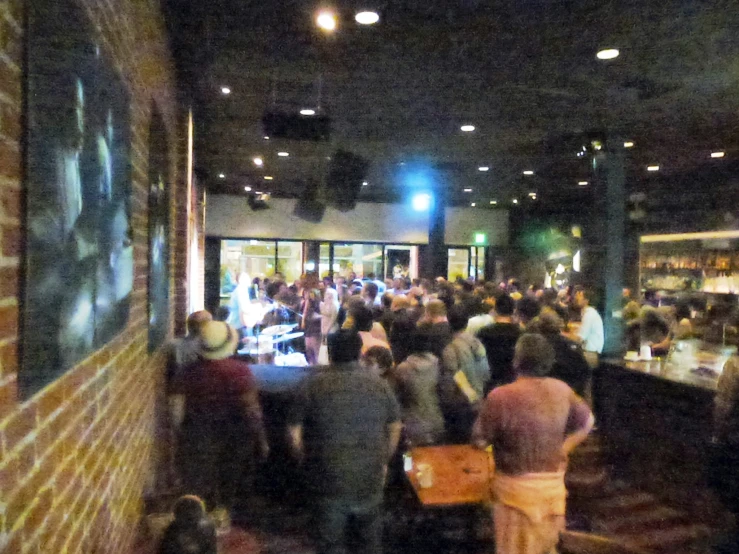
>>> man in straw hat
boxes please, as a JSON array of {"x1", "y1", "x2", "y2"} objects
[{"x1": 169, "y1": 320, "x2": 269, "y2": 522}]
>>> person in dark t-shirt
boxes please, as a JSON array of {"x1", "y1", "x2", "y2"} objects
[
  {"x1": 288, "y1": 330, "x2": 402, "y2": 554},
  {"x1": 477, "y1": 294, "x2": 521, "y2": 391}
]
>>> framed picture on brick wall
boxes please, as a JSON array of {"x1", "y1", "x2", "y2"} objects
[
  {"x1": 22, "y1": 0, "x2": 133, "y2": 396},
  {"x1": 147, "y1": 106, "x2": 170, "y2": 352}
]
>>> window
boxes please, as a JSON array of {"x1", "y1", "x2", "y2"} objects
[
  {"x1": 277, "y1": 241, "x2": 303, "y2": 284},
  {"x1": 333, "y1": 243, "x2": 383, "y2": 278},
  {"x1": 448, "y1": 248, "x2": 470, "y2": 281}
]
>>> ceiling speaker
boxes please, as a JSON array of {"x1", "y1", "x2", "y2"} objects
[
  {"x1": 326, "y1": 150, "x2": 369, "y2": 212},
  {"x1": 262, "y1": 111, "x2": 331, "y2": 141}
]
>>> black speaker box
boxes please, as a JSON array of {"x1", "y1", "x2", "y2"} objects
[
  {"x1": 262, "y1": 111, "x2": 331, "y2": 141},
  {"x1": 326, "y1": 150, "x2": 369, "y2": 212},
  {"x1": 293, "y1": 179, "x2": 325, "y2": 223}
]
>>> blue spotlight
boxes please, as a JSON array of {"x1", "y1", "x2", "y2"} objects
[{"x1": 412, "y1": 193, "x2": 432, "y2": 212}]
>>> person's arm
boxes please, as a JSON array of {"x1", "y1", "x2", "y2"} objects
[
  {"x1": 287, "y1": 424, "x2": 304, "y2": 462},
  {"x1": 562, "y1": 395, "x2": 595, "y2": 457},
  {"x1": 714, "y1": 358, "x2": 739, "y2": 442},
  {"x1": 387, "y1": 421, "x2": 402, "y2": 460},
  {"x1": 576, "y1": 310, "x2": 591, "y2": 345},
  {"x1": 471, "y1": 396, "x2": 496, "y2": 449},
  {"x1": 168, "y1": 394, "x2": 185, "y2": 430}
]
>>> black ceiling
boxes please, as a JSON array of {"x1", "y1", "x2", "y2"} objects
[{"x1": 164, "y1": 0, "x2": 739, "y2": 210}]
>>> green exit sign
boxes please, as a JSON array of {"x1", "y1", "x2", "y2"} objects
[{"x1": 474, "y1": 233, "x2": 487, "y2": 245}]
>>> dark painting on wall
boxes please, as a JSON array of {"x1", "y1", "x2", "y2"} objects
[
  {"x1": 147, "y1": 106, "x2": 170, "y2": 352},
  {"x1": 21, "y1": 0, "x2": 133, "y2": 397}
]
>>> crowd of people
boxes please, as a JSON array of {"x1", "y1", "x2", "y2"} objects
[{"x1": 159, "y1": 272, "x2": 739, "y2": 554}]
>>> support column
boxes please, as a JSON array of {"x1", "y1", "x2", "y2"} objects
[
  {"x1": 426, "y1": 187, "x2": 448, "y2": 279},
  {"x1": 587, "y1": 138, "x2": 626, "y2": 355},
  {"x1": 304, "y1": 241, "x2": 320, "y2": 274}
]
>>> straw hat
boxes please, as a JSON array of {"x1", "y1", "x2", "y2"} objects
[{"x1": 199, "y1": 321, "x2": 239, "y2": 360}]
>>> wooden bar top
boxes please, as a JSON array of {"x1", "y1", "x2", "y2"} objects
[{"x1": 405, "y1": 444, "x2": 494, "y2": 508}]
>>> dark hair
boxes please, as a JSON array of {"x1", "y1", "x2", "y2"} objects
[
  {"x1": 363, "y1": 346, "x2": 394, "y2": 372},
  {"x1": 327, "y1": 330, "x2": 363, "y2": 364},
  {"x1": 350, "y1": 304, "x2": 374, "y2": 332},
  {"x1": 214, "y1": 306, "x2": 230, "y2": 322},
  {"x1": 514, "y1": 333, "x2": 555, "y2": 377},
  {"x1": 517, "y1": 297, "x2": 541, "y2": 322},
  {"x1": 448, "y1": 304, "x2": 470, "y2": 333},
  {"x1": 364, "y1": 282, "x2": 379, "y2": 299},
  {"x1": 381, "y1": 292, "x2": 394, "y2": 309},
  {"x1": 173, "y1": 495, "x2": 206, "y2": 525},
  {"x1": 495, "y1": 294, "x2": 515, "y2": 316},
  {"x1": 541, "y1": 288, "x2": 558, "y2": 306},
  {"x1": 409, "y1": 331, "x2": 433, "y2": 355}
]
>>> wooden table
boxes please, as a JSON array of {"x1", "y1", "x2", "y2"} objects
[{"x1": 404, "y1": 444, "x2": 494, "y2": 508}]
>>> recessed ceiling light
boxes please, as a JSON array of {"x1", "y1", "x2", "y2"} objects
[
  {"x1": 362, "y1": 181, "x2": 368, "y2": 186},
  {"x1": 711, "y1": 151, "x2": 725, "y2": 158},
  {"x1": 218, "y1": 173, "x2": 225, "y2": 179},
  {"x1": 523, "y1": 170, "x2": 534, "y2": 176},
  {"x1": 471, "y1": 203, "x2": 476, "y2": 207},
  {"x1": 316, "y1": 11, "x2": 337, "y2": 31},
  {"x1": 264, "y1": 176, "x2": 274, "y2": 180},
  {"x1": 255, "y1": 191, "x2": 263, "y2": 195},
  {"x1": 244, "y1": 186, "x2": 252, "y2": 192},
  {"x1": 464, "y1": 188, "x2": 473, "y2": 193},
  {"x1": 300, "y1": 109, "x2": 316, "y2": 116},
  {"x1": 647, "y1": 165, "x2": 660, "y2": 172},
  {"x1": 355, "y1": 11, "x2": 380, "y2": 25},
  {"x1": 528, "y1": 192, "x2": 537, "y2": 197},
  {"x1": 220, "y1": 86, "x2": 231, "y2": 95},
  {"x1": 624, "y1": 141, "x2": 635, "y2": 148},
  {"x1": 460, "y1": 125, "x2": 475, "y2": 132},
  {"x1": 253, "y1": 157, "x2": 263, "y2": 167},
  {"x1": 478, "y1": 166, "x2": 490, "y2": 172},
  {"x1": 264, "y1": 136, "x2": 270, "y2": 140},
  {"x1": 490, "y1": 200, "x2": 497, "y2": 205},
  {"x1": 596, "y1": 48, "x2": 620, "y2": 60},
  {"x1": 278, "y1": 152, "x2": 289, "y2": 157},
  {"x1": 512, "y1": 199, "x2": 518, "y2": 204},
  {"x1": 578, "y1": 181, "x2": 589, "y2": 186}
]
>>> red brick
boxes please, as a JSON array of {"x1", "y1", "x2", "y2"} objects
[
  {"x1": 0, "y1": 265, "x2": 18, "y2": 298},
  {"x1": 23, "y1": 487, "x2": 53, "y2": 539},
  {"x1": 0, "y1": 140, "x2": 20, "y2": 178},
  {"x1": 15, "y1": 440, "x2": 35, "y2": 481},
  {"x1": 0, "y1": 303, "x2": 18, "y2": 339},
  {"x1": 0, "y1": 453, "x2": 18, "y2": 498},
  {"x1": 0, "y1": 374, "x2": 18, "y2": 421},
  {"x1": 2, "y1": 403, "x2": 36, "y2": 451}
]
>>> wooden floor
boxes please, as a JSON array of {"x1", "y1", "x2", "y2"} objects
[{"x1": 133, "y1": 433, "x2": 734, "y2": 553}]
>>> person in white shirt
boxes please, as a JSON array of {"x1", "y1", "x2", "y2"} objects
[{"x1": 574, "y1": 286, "x2": 604, "y2": 368}]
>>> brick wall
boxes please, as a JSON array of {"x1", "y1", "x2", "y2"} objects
[{"x1": 0, "y1": 0, "x2": 191, "y2": 552}]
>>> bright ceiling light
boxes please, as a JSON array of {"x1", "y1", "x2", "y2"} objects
[
  {"x1": 316, "y1": 11, "x2": 337, "y2": 31},
  {"x1": 528, "y1": 192, "x2": 537, "y2": 197},
  {"x1": 464, "y1": 188, "x2": 473, "y2": 192},
  {"x1": 647, "y1": 165, "x2": 660, "y2": 172},
  {"x1": 277, "y1": 152, "x2": 289, "y2": 157},
  {"x1": 523, "y1": 170, "x2": 534, "y2": 176},
  {"x1": 255, "y1": 191, "x2": 263, "y2": 195},
  {"x1": 362, "y1": 181, "x2": 368, "y2": 186},
  {"x1": 244, "y1": 186, "x2": 252, "y2": 192},
  {"x1": 711, "y1": 151, "x2": 725, "y2": 158},
  {"x1": 512, "y1": 199, "x2": 519, "y2": 204},
  {"x1": 253, "y1": 157, "x2": 263, "y2": 167},
  {"x1": 460, "y1": 125, "x2": 475, "y2": 132},
  {"x1": 300, "y1": 109, "x2": 316, "y2": 116},
  {"x1": 264, "y1": 136, "x2": 270, "y2": 140},
  {"x1": 264, "y1": 176, "x2": 274, "y2": 180},
  {"x1": 471, "y1": 203, "x2": 476, "y2": 207},
  {"x1": 578, "y1": 181, "x2": 589, "y2": 186},
  {"x1": 218, "y1": 173, "x2": 225, "y2": 179},
  {"x1": 220, "y1": 86, "x2": 231, "y2": 95},
  {"x1": 597, "y1": 48, "x2": 620, "y2": 60},
  {"x1": 478, "y1": 166, "x2": 490, "y2": 172},
  {"x1": 490, "y1": 200, "x2": 497, "y2": 205},
  {"x1": 355, "y1": 11, "x2": 380, "y2": 25},
  {"x1": 624, "y1": 141, "x2": 635, "y2": 148}
]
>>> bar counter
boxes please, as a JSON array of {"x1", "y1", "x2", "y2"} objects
[{"x1": 595, "y1": 357, "x2": 719, "y2": 516}]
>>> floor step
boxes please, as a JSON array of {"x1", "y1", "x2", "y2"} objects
[
  {"x1": 591, "y1": 492, "x2": 659, "y2": 515},
  {"x1": 626, "y1": 524, "x2": 712, "y2": 552},
  {"x1": 596, "y1": 505, "x2": 686, "y2": 534}
]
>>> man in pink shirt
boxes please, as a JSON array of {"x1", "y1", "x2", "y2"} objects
[{"x1": 472, "y1": 333, "x2": 594, "y2": 554}]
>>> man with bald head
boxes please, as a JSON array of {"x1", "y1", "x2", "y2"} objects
[{"x1": 167, "y1": 310, "x2": 213, "y2": 386}]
